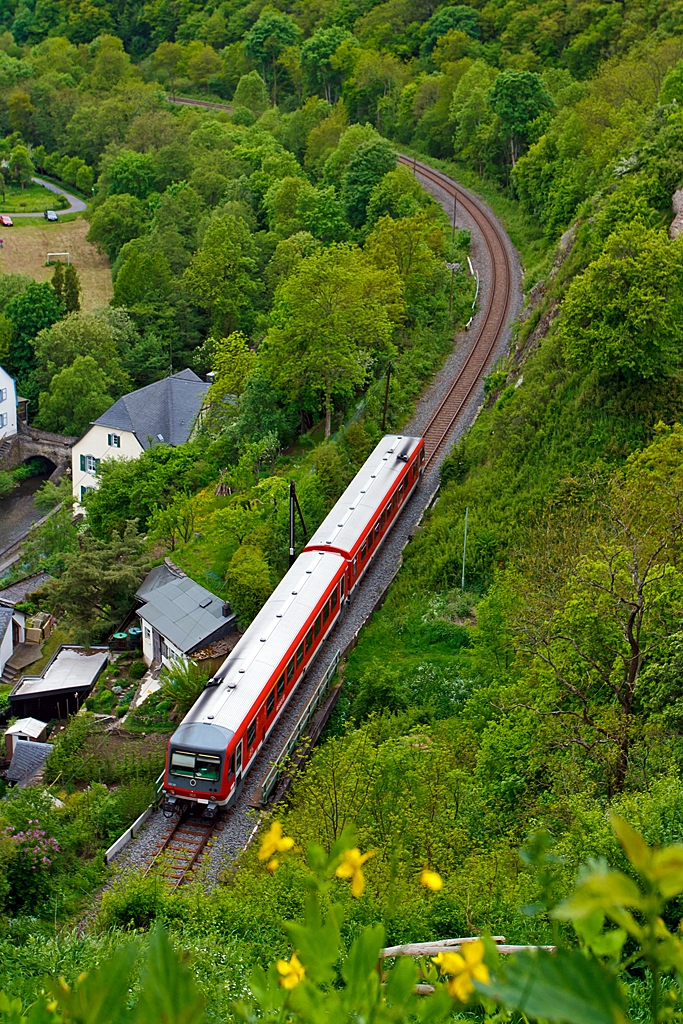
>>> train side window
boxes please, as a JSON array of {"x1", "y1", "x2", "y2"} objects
[
  {"x1": 398, "y1": 481, "x2": 403, "y2": 499},
  {"x1": 287, "y1": 657, "x2": 294, "y2": 681},
  {"x1": 367, "y1": 530, "x2": 372, "y2": 550},
  {"x1": 375, "y1": 521, "x2": 380, "y2": 538},
  {"x1": 314, "y1": 614, "x2": 321, "y2": 637},
  {"x1": 332, "y1": 586, "x2": 338, "y2": 609},
  {"x1": 305, "y1": 628, "x2": 313, "y2": 652},
  {"x1": 353, "y1": 556, "x2": 357, "y2": 577},
  {"x1": 267, "y1": 689, "x2": 275, "y2": 716},
  {"x1": 392, "y1": 493, "x2": 397, "y2": 510},
  {"x1": 278, "y1": 673, "x2": 285, "y2": 699},
  {"x1": 247, "y1": 719, "x2": 256, "y2": 748},
  {"x1": 323, "y1": 601, "x2": 329, "y2": 624},
  {"x1": 340, "y1": 576, "x2": 345, "y2": 598},
  {"x1": 361, "y1": 541, "x2": 366, "y2": 560},
  {"x1": 385, "y1": 502, "x2": 391, "y2": 518},
  {"x1": 296, "y1": 644, "x2": 304, "y2": 667},
  {"x1": 420, "y1": 448, "x2": 424, "y2": 463},
  {"x1": 229, "y1": 753, "x2": 235, "y2": 777}
]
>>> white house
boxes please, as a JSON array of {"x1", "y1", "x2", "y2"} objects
[
  {"x1": 0, "y1": 365, "x2": 17, "y2": 442},
  {"x1": 71, "y1": 369, "x2": 210, "y2": 507},
  {"x1": 0, "y1": 571, "x2": 51, "y2": 684}
]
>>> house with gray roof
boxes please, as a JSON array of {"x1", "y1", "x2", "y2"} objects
[
  {"x1": 71, "y1": 369, "x2": 209, "y2": 508},
  {"x1": 136, "y1": 562, "x2": 238, "y2": 670},
  {"x1": 0, "y1": 572, "x2": 51, "y2": 684}
]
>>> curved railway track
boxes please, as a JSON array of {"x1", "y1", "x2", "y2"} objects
[
  {"x1": 398, "y1": 156, "x2": 514, "y2": 469},
  {"x1": 108, "y1": 156, "x2": 518, "y2": 888}
]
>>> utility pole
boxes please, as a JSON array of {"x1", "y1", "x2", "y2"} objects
[
  {"x1": 381, "y1": 361, "x2": 392, "y2": 433},
  {"x1": 289, "y1": 480, "x2": 308, "y2": 567},
  {"x1": 452, "y1": 190, "x2": 457, "y2": 243},
  {"x1": 461, "y1": 507, "x2": 469, "y2": 591}
]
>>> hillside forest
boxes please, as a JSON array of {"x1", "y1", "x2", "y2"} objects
[{"x1": 0, "y1": 0, "x2": 681, "y2": 1017}]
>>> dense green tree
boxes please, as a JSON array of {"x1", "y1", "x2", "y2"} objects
[
  {"x1": 152, "y1": 40, "x2": 182, "y2": 97},
  {"x1": 33, "y1": 309, "x2": 132, "y2": 393},
  {"x1": 300, "y1": 27, "x2": 355, "y2": 103},
  {"x1": 421, "y1": 5, "x2": 480, "y2": 54},
  {"x1": 63, "y1": 264, "x2": 81, "y2": 313},
  {"x1": 112, "y1": 250, "x2": 174, "y2": 309},
  {"x1": 46, "y1": 520, "x2": 149, "y2": 643},
  {"x1": 103, "y1": 150, "x2": 157, "y2": 200},
  {"x1": 296, "y1": 183, "x2": 348, "y2": 242},
  {"x1": 6, "y1": 280, "x2": 62, "y2": 384},
  {"x1": 224, "y1": 543, "x2": 273, "y2": 628},
  {"x1": 261, "y1": 245, "x2": 402, "y2": 437},
  {"x1": 558, "y1": 225, "x2": 683, "y2": 380},
  {"x1": 183, "y1": 212, "x2": 257, "y2": 334},
  {"x1": 245, "y1": 10, "x2": 301, "y2": 104},
  {"x1": 341, "y1": 136, "x2": 397, "y2": 227},
  {"x1": 8, "y1": 142, "x2": 32, "y2": 187},
  {"x1": 84, "y1": 441, "x2": 218, "y2": 538},
  {"x1": 487, "y1": 70, "x2": 555, "y2": 166},
  {"x1": 232, "y1": 71, "x2": 269, "y2": 112},
  {"x1": 37, "y1": 355, "x2": 113, "y2": 436},
  {"x1": 87, "y1": 193, "x2": 148, "y2": 262},
  {"x1": 187, "y1": 45, "x2": 221, "y2": 93},
  {"x1": 51, "y1": 261, "x2": 65, "y2": 305}
]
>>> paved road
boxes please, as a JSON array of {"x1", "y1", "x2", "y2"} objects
[{"x1": 3, "y1": 177, "x2": 87, "y2": 219}]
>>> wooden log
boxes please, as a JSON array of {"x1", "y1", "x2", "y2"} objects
[
  {"x1": 381, "y1": 939, "x2": 555, "y2": 958},
  {"x1": 380, "y1": 936, "x2": 506, "y2": 958}
]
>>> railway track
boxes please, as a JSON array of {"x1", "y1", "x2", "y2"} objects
[
  {"x1": 145, "y1": 811, "x2": 223, "y2": 888},
  {"x1": 398, "y1": 155, "x2": 514, "y2": 469},
  {"x1": 109, "y1": 156, "x2": 518, "y2": 888}
]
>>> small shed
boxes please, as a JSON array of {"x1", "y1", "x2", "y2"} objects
[
  {"x1": 4, "y1": 717, "x2": 48, "y2": 758},
  {"x1": 9, "y1": 645, "x2": 109, "y2": 720},
  {"x1": 135, "y1": 563, "x2": 237, "y2": 669},
  {"x1": 5, "y1": 739, "x2": 53, "y2": 788}
]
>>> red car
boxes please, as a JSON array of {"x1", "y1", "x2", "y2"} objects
[{"x1": 0, "y1": 215, "x2": 13, "y2": 226}]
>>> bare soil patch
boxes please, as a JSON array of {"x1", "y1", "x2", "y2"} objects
[{"x1": 0, "y1": 218, "x2": 112, "y2": 310}]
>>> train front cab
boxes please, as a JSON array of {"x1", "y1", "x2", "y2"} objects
[{"x1": 163, "y1": 720, "x2": 234, "y2": 818}]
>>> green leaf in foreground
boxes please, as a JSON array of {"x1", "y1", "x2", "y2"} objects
[{"x1": 478, "y1": 948, "x2": 628, "y2": 1024}]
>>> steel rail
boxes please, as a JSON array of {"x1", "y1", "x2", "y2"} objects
[
  {"x1": 145, "y1": 810, "x2": 219, "y2": 888},
  {"x1": 397, "y1": 155, "x2": 513, "y2": 469}
]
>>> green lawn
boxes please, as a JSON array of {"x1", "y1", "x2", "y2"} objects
[{"x1": 0, "y1": 183, "x2": 68, "y2": 213}]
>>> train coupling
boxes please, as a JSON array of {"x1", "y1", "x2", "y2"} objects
[
  {"x1": 202, "y1": 801, "x2": 218, "y2": 821},
  {"x1": 162, "y1": 796, "x2": 178, "y2": 818}
]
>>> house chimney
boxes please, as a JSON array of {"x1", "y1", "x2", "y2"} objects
[{"x1": 222, "y1": 601, "x2": 232, "y2": 617}]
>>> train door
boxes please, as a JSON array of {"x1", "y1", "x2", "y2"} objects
[{"x1": 235, "y1": 739, "x2": 243, "y2": 788}]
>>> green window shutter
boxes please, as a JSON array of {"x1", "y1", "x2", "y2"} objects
[
  {"x1": 80, "y1": 454, "x2": 85, "y2": 472},
  {"x1": 94, "y1": 458, "x2": 100, "y2": 469},
  {"x1": 107, "y1": 433, "x2": 112, "y2": 446}
]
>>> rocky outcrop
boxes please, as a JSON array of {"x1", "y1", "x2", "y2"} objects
[{"x1": 670, "y1": 189, "x2": 683, "y2": 239}]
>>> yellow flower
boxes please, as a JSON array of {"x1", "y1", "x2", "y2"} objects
[
  {"x1": 259, "y1": 821, "x2": 294, "y2": 862},
  {"x1": 46, "y1": 1001, "x2": 58, "y2": 1014},
  {"x1": 266, "y1": 858, "x2": 279, "y2": 873},
  {"x1": 335, "y1": 847, "x2": 375, "y2": 897},
  {"x1": 276, "y1": 952, "x2": 305, "y2": 989},
  {"x1": 433, "y1": 940, "x2": 489, "y2": 1002},
  {"x1": 420, "y1": 868, "x2": 443, "y2": 891}
]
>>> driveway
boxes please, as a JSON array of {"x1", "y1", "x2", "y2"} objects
[{"x1": 3, "y1": 177, "x2": 88, "y2": 218}]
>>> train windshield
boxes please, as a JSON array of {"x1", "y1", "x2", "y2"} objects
[{"x1": 170, "y1": 749, "x2": 221, "y2": 781}]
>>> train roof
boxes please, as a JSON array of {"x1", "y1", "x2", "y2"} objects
[
  {"x1": 304, "y1": 434, "x2": 422, "y2": 558},
  {"x1": 171, "y1": 548, "x2": 346, "y2": 741}
]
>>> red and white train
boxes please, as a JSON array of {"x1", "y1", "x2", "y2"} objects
[{"x1": 162, "y1": 434, "x2": 425, "y2": 815}]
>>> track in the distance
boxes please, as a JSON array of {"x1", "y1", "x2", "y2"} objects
[{"x1": 398, "y1": 156, "x2": 513, "y2": 469}]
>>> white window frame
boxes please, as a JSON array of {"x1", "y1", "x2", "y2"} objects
[
  {"x1": 0, "y1": 387, "x2": 6, "y2": 403},
  {"x1": 84, "y1": 454, "x2": 98, "y2": 474},
  {"x1": 0, "y1": 412, "x2": 7, "y2": 428},
  {"x1": 108, "y1": 433, "x2": 121, "y2": 448}
]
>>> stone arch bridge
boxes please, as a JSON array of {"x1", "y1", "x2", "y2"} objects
[{"x1": 0, "y1": 423, "x2": 76, "y2": 479}]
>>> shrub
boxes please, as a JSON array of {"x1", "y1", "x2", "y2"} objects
[
  {"x1": 159, "y1": 659, "x2": 210, "y2": 716},
  {"x1": 129, "y1": 660, "x2": 147, "y2": 680}
]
